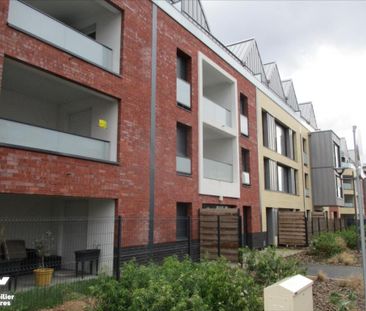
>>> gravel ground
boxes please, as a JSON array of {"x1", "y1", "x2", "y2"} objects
[{"x1": 313, "y1": 278, "x2": 364, "y2": 311}]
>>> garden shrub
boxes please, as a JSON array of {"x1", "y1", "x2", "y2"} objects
[
  {"x1": 91, "y1": 256, "x2": 263, "y2": 311},
  {"x1": 240, "y1": 247, "x2": 304, "y2": 287},
  {"x1": 337, "y1": 227, "x2": 358, "y2": 250},
  {"x1": 310, "y1": 232, "x2": 347, "y2": 258}
]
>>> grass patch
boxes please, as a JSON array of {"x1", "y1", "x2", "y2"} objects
[{"x1": 8, "y1": 279, "x2": 98, "y2": 311}]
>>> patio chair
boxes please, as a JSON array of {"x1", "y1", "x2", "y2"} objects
[{"x1": 0, "y1": 240, "x2": 27, "y2": 290}]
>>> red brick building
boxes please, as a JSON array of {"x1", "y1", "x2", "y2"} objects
[{"x1": 0, "y1": 0, "x2": 265, "y2": 266}]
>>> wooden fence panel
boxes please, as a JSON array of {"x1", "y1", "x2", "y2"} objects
[{"x1": 278, "y1": 211, "x2": 307, "y2": 246}]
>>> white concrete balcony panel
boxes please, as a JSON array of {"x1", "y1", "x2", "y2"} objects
[
  {"x1": 242, "y1": 171, "x2": 250, "y2": 185},
  {"x1": 176, "y1": 156, "x2": 191, "y2": 174},
  {"x1": 203, "y1": 97, "x2": 232, "y2": 129},
  {"x1": 176, "y1": 78, "x2": 191, "y2": 109},
  {"x1": 240, "y1": 115, "x2": 248, "y2": 136},
  {"x1": 0, "y1": 118, "x2": 110, "y2": 161},
  {"x1": 8, "y1": 0, "x2": 113, "y2": 71},
  {"x1": 203, "y1": 158, "x2": 233, "y2": 183}
]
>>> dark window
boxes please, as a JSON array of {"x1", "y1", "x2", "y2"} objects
[
  {"x1": 302, "y1": 138, "x2": 307, "y2": 153},
  {"x1": 242, "y1": 149, "x2": 250, "y2": 173},
  {"x1": 176, "y1": 123, "x2": 189, "y2": 157},
  {"x1": 334, "y1": 143, "x2": 341, "y2": 168},
  {"x1": 336, "y1": 175, "x2": 343, "y2": 198},
  {"x1": 176, "y1": 203, "x2": 190, "y2": 240},
  {"x1": 277, "y1": 164, "x2": 289, "y2": 193},
  {"x1": 305, "y1": 173, "x2": 309, "y2": 189},
  {"x1": 240, "y1": 94, "x2": 248, "y2": 117},
  {"x1": 262, "y1": 111, "x2": 269, "y2": 147},
  {"x1": 275, "y1": 123, "x2": 287, "y2": 155},
  {"x1": 264, "y1": 158, "x2": 271, "y2": 190},
  {"x1": 177, "y1": 51, "x2": 190, "y2": 81}
]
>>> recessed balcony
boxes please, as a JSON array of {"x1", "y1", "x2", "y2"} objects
[
  {"x1": 0, "y1": 58, "x2": 118, "y2": 162},
  {"x1": 8, "y1": 0, "x2": 121, "y2": 73}
]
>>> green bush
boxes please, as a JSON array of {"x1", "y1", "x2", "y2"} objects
[
  {"x1": 337, "y1": 227, "x2": 358, "y2": 250},
  {"x1": 240, "y1": 247, "x2": 304, "y2": 287},
  {"x1": 91, "y1": 256, "x2": 263, "y2": 311},
  {"x1": 310, "y1": 232, "x2": 347, "y2": 258}
]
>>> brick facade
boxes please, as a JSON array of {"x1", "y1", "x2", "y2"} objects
[{"x1": 0, "y1": 0, "x2": 262, "y2": 247}]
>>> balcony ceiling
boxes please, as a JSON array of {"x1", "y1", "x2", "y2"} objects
[
  {"x1": 2, "y1": 58, "x2": 114, "y2": 105},
  {"x1": 23, "y1": 0, "x2": 115, "y2": 28},
  {"x1": 203, "y1": 124, "x2": 234, "y2": 140},
  {"x1": 203, "y1": 61, "x2": 232, "y2": 88}
]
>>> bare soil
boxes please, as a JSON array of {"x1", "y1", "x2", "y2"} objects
[{"x1": 40, "y1": 298, "x2": 95, "y2": 311}]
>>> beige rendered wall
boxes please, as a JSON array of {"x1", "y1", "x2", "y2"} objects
[{"x1": 256, "y1": 90, "x2": 313, "y2": 231}]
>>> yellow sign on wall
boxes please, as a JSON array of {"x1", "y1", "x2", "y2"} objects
[{"x1": 99, "y1": 119, "x2": 108, "y2": 129}]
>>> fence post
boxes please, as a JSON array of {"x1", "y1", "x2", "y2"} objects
[
  {"x1": 305, "y1": 215, "x2": 309, "y2": 246},
  {"x1": 187, "y1": 216, "x2": 192, "y2": 258},
  {"x1": 334, "y1": 218, "x2": 336, "y2": 232},
  {"x1": 217, "y1": 215, "x2": 221, "y2": 257},
  {"x1": 326, "y1": 216, "x2": 329, "y2": 232},
  {"x1": 339, "y1": 218, "x2": 342, "y2": 231},
  {"x1": 317, "y1": 217, "x2": 321, "y2": 234},
  {"x1": 238, "y1": 215, "x2": 243, "y2": 248},
  {"x1": 311, "y1": 217, "x2": 314, "y2": 235},
  {"x1": 116, "y1": 216, "x2": 122, "y2": 281}
]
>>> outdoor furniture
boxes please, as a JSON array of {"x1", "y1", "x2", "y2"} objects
[{"x1": 75, "y1": 249, "x2": 100, "y2": 279}]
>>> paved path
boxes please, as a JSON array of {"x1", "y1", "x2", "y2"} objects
[{"x1": 306, "y1": 263, "x2": 362, "y2": 279}]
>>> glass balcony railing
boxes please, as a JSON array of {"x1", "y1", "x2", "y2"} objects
[
  {"x1": 344, "y1": 202, "x2": 354, "y2": 208},
  {"x1": 203, "y1": 97, "x2": 231, "y2": 127},
  {"x1": 203, "y1": 158, "x2": 233, "y2": 182},
  {"x1": 0, "y1": 118, "x2": 110, "y2": 161},
  {"x1": 303, "y1": 152, "x2": 309, "y2": 166},
  {"x1": 305, "y1": 188, "x2": 310, "y2": 197},
  {"x1": 240, "y1": 114, "x2": 248, "y2": 136},
  {"x1": 176, "y1": 156, "x2": 191, "y2": 174},
  {"x1": 176, "y1": 78, "x2": 191, "y2": 109},
  {"x1": 8, "y1": 0, "x2": 113, "y2": 71}
]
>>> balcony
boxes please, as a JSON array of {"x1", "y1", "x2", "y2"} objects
[
  {"x1": 203, "y1": 97, "x2": 231, "y2": 128},
  {"x1": 0, "y1": 118, "x2": 110, "y2": 161},
  {"x1": 305, "y1": 188, "x2": 310, "y2": 197},
  {"x1": 8, "y1": 0, "x2": 120, "y2": 72},
  {"x1": 242, "y1": 171, "x2": 250, "y2": 185},
  {"x1": 203, "y1": 158, "x2": 233, "y2": 183},
  {"x1": 303, "y1": 152, "x2": 309, "y2": 166},
  {"x1": 176, "y1": 78, "x2": 191, "y2": 109},
  {"x1": 176, "y1": 156, "x2": 191, "y2": 175},
  {"x1": 240, "y1": 115, "x2": 248, "y2": 136}
]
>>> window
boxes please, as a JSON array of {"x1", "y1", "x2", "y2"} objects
[
  {"x1": 334, "y1": 143, "x2": 340, "y2": 168},
  {"x1": 344, "y1": 195, "x2": 353, "y2": 206},
  {"x1": 336, "y1": 175, "x2": 343, "y2": 198},
  {"x1": 343, "y1": 178, "x2": 353, "y2": 190},
  {"x1": 240, "y1": 94, "x2": 248, "y2": 117},
  {"x1": 302, "y1": 138, "x2": 307, "y2": 153},
  {"x1": 264, "y1": 158, "x2": 271, "y2": 190},
  {"x1": 177, "y1": 51, "x2": 190, "y2": 82},
  {"x1": 305, "y1": 173, "x2": 310, "y2": 189},
  {"x1": 176, "y1": 123, "x2": 191, "y2": 174},
  {"x1": 176, "y1": 203, "x2": 190, "y2": 240},
  {"x1": 262, "y1": 111, "x2": 269, "y2": 147},
  {"x1": 242, "y1": 148, "x2": 250, "y2": 185},
  {"x1": 277, "y1": 164, "x2": 297, "y2": 194},
  {"x1": 276, "y1": 123, "x2": 287, "y2": 155}
]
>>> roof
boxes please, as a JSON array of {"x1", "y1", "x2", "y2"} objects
[
  {"x1": 281, "y1": 79, "x2": 299, "y2": 112},
  {"x1": 299, "y1": 102, "x2": 318, "y2": 130},
  {"x1": 226, "y1": 39, "x2": 267, "y2": 84},
  {"x1": 263, "y1": 62, "x2": 285, "y2": 99}
]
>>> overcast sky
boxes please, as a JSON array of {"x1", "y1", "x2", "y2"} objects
[{"x1": 201, "y1": 0, "x2": 366, "y2": 156}]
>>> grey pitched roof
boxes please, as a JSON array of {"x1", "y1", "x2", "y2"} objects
[
  {"x1": 263, "y1": 62, "x2": 285, "y2": 99},
  {"x1": 171, "y1": 0, "x2": 210, "y2": 32},
  {"x1": 281, "y1": 79, "x2": 299, "y2": 112},
  {"x1": 226, "y1": 39, "x2": 267, "y2": 84},
  {"x1": 299, "y1": 102, "x2": 318, "y2": 130}
]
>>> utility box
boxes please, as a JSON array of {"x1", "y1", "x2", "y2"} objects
[{"x1": 264, "y1": 274, "x2": 313, "y2": 311}]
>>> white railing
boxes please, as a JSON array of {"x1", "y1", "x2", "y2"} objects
[
  {"x1": 0, "y1": 118, "x2": 110, "y2": 161},
  {"x1": 203, "y1": 158, "x2": 233, "y2": 182},
  {"x1": 344, "y1": 202, "x2": 354, "y2": 208},
  {"x1": 176, "y1": 78, "x2": 191, "y2": 109},
  {"x1": 242, "y1": 171, "x2": 250, "y2": 185},
  {"x1": 303, "y1": 152, "x2": 309, "y2": 166},
  {"x1": 176, "y1": 156, "x2": 191, "y2": 174},
  {"x1": 202, "y1": 97, "x2": 231, "y2": 127},
  {"x1": 240, "y1": 114, "x2": 248, "y2": 136},
  {"x1": 343, "y1": 183, "x2": 353, "y2": 190},
  {"x1": 8, "y1": 0, "x2": 113, "y2": 71}
]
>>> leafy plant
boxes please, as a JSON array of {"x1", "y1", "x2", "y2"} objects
[
  {"x1": 91, "y1": 256, "x2": 263, "y2": 311},
  {"x1": 240, "y1": 247, "x2": 304, "y2": 286},
  {"x1": 337, "y1": 227, "x2": 358, "y2": 250},
  {"x1": 34, "y1": 231, "x2": 54, "y2": 268},
  {"x1": 329, "y1": 291, "x2": 357, "y2": 311},
  {"x1": 310, "y1": 232, "x2": 346, "y2": 258}
]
